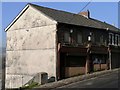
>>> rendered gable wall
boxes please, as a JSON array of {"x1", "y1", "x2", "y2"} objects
[{"x1": 6, "y1": 6, "x2": 57, "y2": 88}]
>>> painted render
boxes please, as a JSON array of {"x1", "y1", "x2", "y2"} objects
[{"x1": 6, "y1": 5, "x2": 57, "y2": 88}]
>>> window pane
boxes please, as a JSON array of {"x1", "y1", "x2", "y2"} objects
[
  {"x1": 115, "y1": 34, "x2": 119, "y2": 45},
  {"x1": 91, "y1": 33, "x2": 95, "y2": 43},
  {"x1": 119, "y1": 35, "x2": 120, "y2": 46},
  {"x1": 109, "y1": 33, "x2": 112, "y2": 45},
  {"x1": 112, "y1": 34, "x2": 114, "y2": 45},
  {"x1": 64, "y1": 32, "x2": 70, "y2": 43},
  {"x1": 77, "y1": 33, "x2": 82, "y2": 44},
  {"x1": 100, "y1": 35, "x2": 104, "y2": 45}
]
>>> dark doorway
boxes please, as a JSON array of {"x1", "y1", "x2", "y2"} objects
[
  {"x1": 60, "y1": 53, "x2": 86, "y2": 79},
  {"x1": 60, "y1": 53, "x2": 66, "y2": 79}
]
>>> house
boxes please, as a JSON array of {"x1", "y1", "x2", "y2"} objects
[{"x1": 4, "y1": 3, "x2": 120, "y2": 88}]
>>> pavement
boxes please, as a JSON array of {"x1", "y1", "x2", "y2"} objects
[{"x1": 35, "y1": 68, "x2": 120, "y2": 89}]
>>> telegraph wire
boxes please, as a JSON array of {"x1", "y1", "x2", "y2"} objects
[
  {"x1": 79, "y1": 0, "x2": 92, "y2": 13},
  {"x1": 68, "y1": 0, "x2": 92, "y2": 24}
]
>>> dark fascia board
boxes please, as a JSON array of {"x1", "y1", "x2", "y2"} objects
[
  {"x1": 58, "y1": 22, "x2": 110, "y2": 32},
  {"x1": 58, "y1": 22, "x2": 120, "y2": 35}
]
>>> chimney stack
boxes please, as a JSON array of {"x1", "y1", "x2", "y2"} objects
[{"x1": 78, "y1": 10, "x2": 90, "y2": 18}]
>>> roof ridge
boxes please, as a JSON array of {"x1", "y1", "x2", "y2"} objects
[
  {"x1": 28, "y1": 3, "x2": 77, "y2": 16},
  {"x1": 28, "y1": 3, "x2": 96, "y2": 23},
  {"x1": 28, "y1": 3, "x2": 94, "y2": 20},
  {"x1": 29, "y1": 3, "x2": 119, "y2": 31}
]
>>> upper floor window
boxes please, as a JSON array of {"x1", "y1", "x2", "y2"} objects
[
  {"x1": 112, "y1": 34, "x2": 115, "y2": 45},
  {"x1": 119, "y1": 35, "x2": 120, "y2": 46},
  {"x1": 100, "y1": 35, "x2": 104, "y2": 45},
  {"x1": 109, "y1": 33, "x2": 114, "y2": 45},
  {"x1": 91, "y1": 33, "x2": 95, "y2": 43},
  {"x1": 64, "y1": 32, "x2": 70, "y2": 43},
  {"x1": 77, "y1": 33, "x2": 82, "y2": 44},
  {"x1": 115, "y1": 34, "x2": 119, "y2": 46}
]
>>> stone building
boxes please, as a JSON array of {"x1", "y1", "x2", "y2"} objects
[{"x1": 5, "y1": 3, "x2": 120, "y2": 88}]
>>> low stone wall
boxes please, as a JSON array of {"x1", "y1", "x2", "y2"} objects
[{"x1": 5, "y1": 74, "x2": 33, "y2": 88}]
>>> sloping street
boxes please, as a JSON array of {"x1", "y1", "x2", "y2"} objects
[{"x1": 55, "y1": 69, "x2": 119, "y2": 89}]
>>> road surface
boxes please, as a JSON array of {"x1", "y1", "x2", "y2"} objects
[{"x1": 55, "y1": 70, "x2": 119, "y2": 89}]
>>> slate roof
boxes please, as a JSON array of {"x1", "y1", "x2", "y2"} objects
[{"x1": 29, "y1": 3, "x2": 119, "y2": 32}]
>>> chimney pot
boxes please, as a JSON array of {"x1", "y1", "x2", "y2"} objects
[{"x1": 78, "y1": 10, "x2": 90, "y2": 18}]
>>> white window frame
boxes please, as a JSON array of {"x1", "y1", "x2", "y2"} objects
[
  {"x1": 109, "y1": 33, "x2": 113, "y2": 45},
  {"x1": 112, "y1": 33, "x2": 114, "y2": 45},
  {"x1": 115, "y1": 34, "x2": 119, "y2": 46}
]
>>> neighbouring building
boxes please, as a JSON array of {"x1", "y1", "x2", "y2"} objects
[{"x1": 4, "y1": 3, "x2": 120, "y2": 88}]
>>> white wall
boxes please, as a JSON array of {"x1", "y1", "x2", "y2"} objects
[{"x1": 6, "y1": 6, "x2": 57, "y2": 88}]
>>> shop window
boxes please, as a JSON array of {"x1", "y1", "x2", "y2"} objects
[
  {"x1": 66, "y1": 56, "x2": 86, "y2": 67},
  {"x1": 93, "y1": 57, "x2": 106, "y2": 64}
]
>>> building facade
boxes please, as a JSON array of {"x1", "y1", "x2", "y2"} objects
[{"x1": 5, "y1": 3, "x2": 120, "y2": 88}]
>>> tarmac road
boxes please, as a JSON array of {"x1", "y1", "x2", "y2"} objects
[{"x1": 55, "y1": 70, "x2": 119, "y2": 88}]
